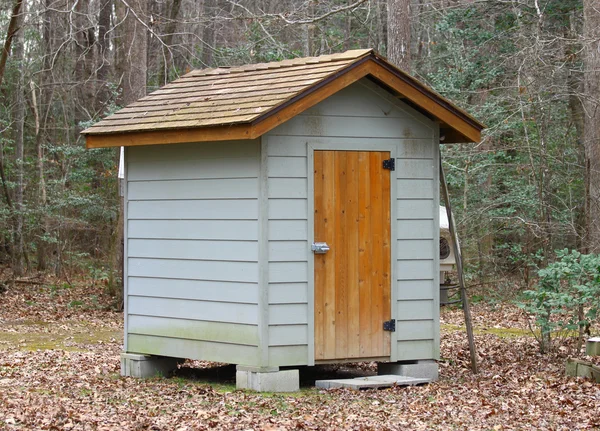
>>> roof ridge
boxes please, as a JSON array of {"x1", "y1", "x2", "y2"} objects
[{"x1": 187, "y1": 48, "x2": 373, "y2": 78}]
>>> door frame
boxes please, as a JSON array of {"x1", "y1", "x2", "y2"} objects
[{"x1": 307, "y1": 141, "x2": 398, "y2": 365}]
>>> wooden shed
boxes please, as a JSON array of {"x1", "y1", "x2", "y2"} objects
[{"x1": 83, "y1": 49, "x2": 483, "y2": 391}]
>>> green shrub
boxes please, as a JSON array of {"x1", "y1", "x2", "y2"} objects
[{"x1": 518, "y1": 249, "x2": 600, "y2": 353}]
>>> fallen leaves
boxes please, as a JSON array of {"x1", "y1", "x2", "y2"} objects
[{"x1": 1, "y1": 283, "x2": 600, "y2": 430}]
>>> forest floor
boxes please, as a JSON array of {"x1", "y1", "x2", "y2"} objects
[{"x1": 1, "y1": 279, "x2": 599, "y2": 430}]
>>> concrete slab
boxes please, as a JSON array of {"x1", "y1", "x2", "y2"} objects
[
  {"x1": 586, "y1": 337, "x2": 600, "y2": 356},
  {"x1": 236, "y1": 367, "x2": 299, "y2": 392},
  {"x1": 121, "y1": 352, "x2": 180, "y2": 378},
  {"x1": 378, "y1": 360, "x2": 439, "y2": 381},
  {"x1": 566, "y1": 358, "x2": 600, "y2": 382},
  {"x1": 315, "y1": 374, "x2": 430, "y2": 390}
]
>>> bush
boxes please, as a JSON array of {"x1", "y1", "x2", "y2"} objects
[{"x1": 518, "y1": 249, "x2": 600, "y2": 353}]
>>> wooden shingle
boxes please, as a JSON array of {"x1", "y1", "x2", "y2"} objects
[{"x1": 83, "y1": 49, "x2": 484, "y2": 147}]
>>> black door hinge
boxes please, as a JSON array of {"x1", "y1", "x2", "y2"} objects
[
  {"x1": 383, "y1": 158, "x2": 395, "y2": 171},
  {"x1": 383, "y1": 319, "x2": 396, "y2": 332}
]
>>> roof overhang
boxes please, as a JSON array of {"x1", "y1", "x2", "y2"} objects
[{"x1": 84, "y1": 53, "x2": 484, "y2": 149}]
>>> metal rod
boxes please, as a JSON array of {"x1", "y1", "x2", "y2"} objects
[{"x1": 439, "y1": 148, "x2": 479, "y2": 374}]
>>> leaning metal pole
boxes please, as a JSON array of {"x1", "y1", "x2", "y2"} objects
[{"x1": 439, "y1": 148, "x2": 479, "y2": 374}]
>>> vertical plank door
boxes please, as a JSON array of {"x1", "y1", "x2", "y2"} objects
[{"x1": 314, "y1": 150, "x2": 392, "y2": 361}]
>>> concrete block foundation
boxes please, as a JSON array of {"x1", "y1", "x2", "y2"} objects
[
  {"x1": 236, "y1": 366, "x2": 299, "y2": 392},
  {"x1": 121, "y1": 352, "x2": 180, "y2": 378},
  {"x1": 565, "y1": 358, "x2": 600, "y2": 382},
  {"x1": 586, "y1": 337, "x2": 600, "y2": 356},
  {"x1": 377, "y1": 360, "x2": 439, "y2": 381}
]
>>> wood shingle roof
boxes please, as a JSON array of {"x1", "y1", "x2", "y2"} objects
[{"x1": 83, "y1": 49, "x2": 484, "y2": 148}]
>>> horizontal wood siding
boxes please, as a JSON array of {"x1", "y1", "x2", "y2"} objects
[
  {"x1": 265, "y1": 133, "x2": 310, "y2": 366},
  {"x1": 396, "y1": 129, "x2": 438, "y2": 358},
  {"x1": 126, "y1": 141, "x2": 261, "y2": 364},
  {"x1": 128, "y1": 334, "x2": 260, "y2": 365},
  {"x1": 265, "y1": 79, "x2": 439, "y2": 365}
]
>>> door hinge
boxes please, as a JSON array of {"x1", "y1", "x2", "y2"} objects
[
  {"x1": 383, "y1": 319, "x2": 396, "y2": 332},
  {"x1": 383, "y1": 158, "x2": 395, "y2": 171}
]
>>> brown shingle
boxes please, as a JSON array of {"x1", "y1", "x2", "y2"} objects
[
  {"x1": 83, "y1": 49, "x2": 485, "y2": 147},
  {"x1": 83, "y1": 49, "x2": 372, "y2": 135}
]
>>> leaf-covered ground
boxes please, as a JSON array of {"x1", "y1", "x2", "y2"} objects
[{"x1": 1, "y1": 281, "x2": 599, "y2": 430}]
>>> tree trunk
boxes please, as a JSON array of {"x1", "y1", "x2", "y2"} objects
[
  {"x1": 113, "y1": 0, "x2": 148, "y2": 307},
  {"x1": 201, "y1": 0, "x2": 216, "y2": 67},
  {"x1": 74, "y1": 0, "x2": 94, "y2": 127},
  {"x1": 158, "y1": 0, "x2": 182, "y2": 85},
  {"x1": 12, "y1": 3, "x2": 25, "y2": 276},
  {"x1": 387, "y1": 0, "x2": 411, "y2": 72},
  {"x1": 117, "y1": 0, "x2": 148, "y2": 106},
  {"x1": 343, "y1": 1, "x2": 352, "y2": 50},
  {"x1": 96, "y1": 0, "x2": 112, "y2": 112},
  {"x1": 583, "y1": 0, "x2": 600, "y2": 252}
]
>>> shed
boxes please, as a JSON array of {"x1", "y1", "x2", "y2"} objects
[{"x1": 83, "y1": 49, "x2": 483, "y2": 391}]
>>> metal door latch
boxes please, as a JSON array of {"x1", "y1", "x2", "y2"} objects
[{"x1": 311, "y1": 242, "x2": 330, "y2": 254}]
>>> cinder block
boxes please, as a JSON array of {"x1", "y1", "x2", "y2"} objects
[
  {"x1": 586, "y1": 337, "x2": 600, "y2": 356},
  {"x1": 565, "y1": 358, "x2": 600, "y2": 382},
  {"x1": 378, "y1": 360, "x2": 438, "y2": 381},
  {"x1": 121, "y1": 352, "x2": 180, "y2": 378},
  {"x1": 236, "y1": 368, "x2": 299, "y2": 392}
]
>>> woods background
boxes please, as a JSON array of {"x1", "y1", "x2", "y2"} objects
[{"x1": 0, "y1": 0, "x2": 598, "y2": 301}]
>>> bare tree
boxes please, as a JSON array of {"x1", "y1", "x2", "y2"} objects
[
  {"x1": 583, "y1": 0, "x2": 600, "y2": 252},
  {"x1": 387, "y1": 0, "x2": 410, "y2": 71},
  {"x1": 12, "y1": 1, "x2": 26, "y2": 276}
]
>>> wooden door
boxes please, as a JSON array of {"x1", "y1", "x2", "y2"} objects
[{"x1": 314, "y1": 150, "x2": 392, "y2": 361}]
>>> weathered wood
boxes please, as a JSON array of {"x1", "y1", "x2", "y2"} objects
[
  {"x1": 107, "y1": 106, "x2": 271, "y2": 126},
  {"x1": 269, "y1": 345, "x2": 308, "y2": 366},
  {"x1": 149, "y1": 68, "x2": 339, "y2": 96},
  {"x1": 175, "y1": 60, "x2": 354, "y2": 85},
  {"x1": 128, "y1": 315, "x2": 260, "y2": 346},
  {"x1": 116, "y1": 94, "x2": 289, "y2": 116},
  {"x1": 128, "y1": 334, "x2": 260, "y2": 365},
  {"x1": 121, "y1": 77, "x2": 324, "y2": 107},
  {"x1": 84, "y1": 52, "x2": 484, "y2": 148},
  {"x1": 440, "y1": 148, "x2": 479, "y2": 374}
]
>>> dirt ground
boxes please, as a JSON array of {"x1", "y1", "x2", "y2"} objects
[{"x1": 1, "y1": 280, "x2": 599, "y2": 430}]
